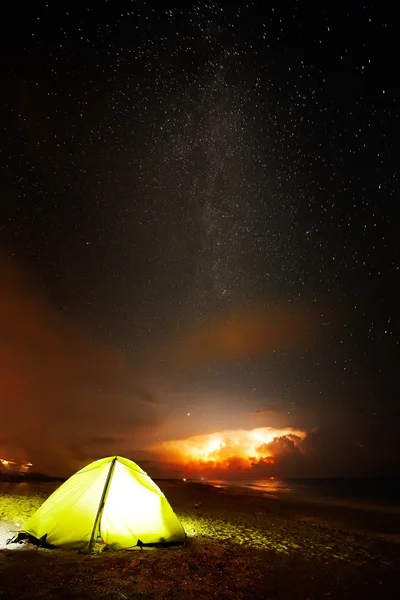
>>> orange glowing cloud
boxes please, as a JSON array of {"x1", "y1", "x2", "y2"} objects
[
  {"x1": 150, "y1": 427, "x2": 307, "y2": 474},
  {"x1": 0, "y1": 256, "x2": 162, "y2": 475},
  {"x1": 166, "y1": 304, "x2": 319, "y2": 367}
]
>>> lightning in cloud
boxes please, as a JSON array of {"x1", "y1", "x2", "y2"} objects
[{"x1": 150, "y1": 426, "x2": 307, "y2": 475}]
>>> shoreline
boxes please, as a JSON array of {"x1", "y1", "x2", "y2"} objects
[{"x1": 203, "y1": 480, "x2": 400, "y2": 515}]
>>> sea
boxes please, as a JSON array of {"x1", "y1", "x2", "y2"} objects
[{"x1": 203, "y1": 477, "x2": 400, "y2": 513}]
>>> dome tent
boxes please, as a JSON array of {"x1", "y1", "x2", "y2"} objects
[{"x1": 9, "y1": 456, "x2": 185, "y2": 551}]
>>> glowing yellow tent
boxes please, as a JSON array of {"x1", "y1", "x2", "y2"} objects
[{"x1": 13, "y1": 456, "x2": 185, "y2": 551}]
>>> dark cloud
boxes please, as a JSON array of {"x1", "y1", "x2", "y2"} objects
[
  {"x1": 0, "y1": 257, "x2": 162, "y2": 475},
  {"x1": 299, "y1": 422, "x2": 400, "y2": 477},
  {"x1": 252, "y1": 425, "x2": 400, "y2": 479},
  {"x1": 257, "y1": 434, "x2": 302, "y2": 456}
]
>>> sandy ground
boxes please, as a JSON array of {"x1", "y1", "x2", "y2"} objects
[{"x1": 0, "y1": 480, "x2": 399, "y2": 599}]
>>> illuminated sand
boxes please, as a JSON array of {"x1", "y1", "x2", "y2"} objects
[
  {"x1": 1, "y1": 481, "x2": 400, "y2": 599},
  {"x1": 0, "y1": 483, "x2": 50, "y2": 551}
]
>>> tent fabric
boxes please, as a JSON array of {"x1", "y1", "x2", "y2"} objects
[{"x1": 17, "y1": 456, "x2": 185, "y2": 551}]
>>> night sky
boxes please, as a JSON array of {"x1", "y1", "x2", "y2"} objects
[{"x1": 1, "y1": 3, "x2": 398, "y2": 478}]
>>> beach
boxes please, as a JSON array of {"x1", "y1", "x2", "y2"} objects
[{"x1": 0, "y1": 479, "x2": 399, "y2": 599}]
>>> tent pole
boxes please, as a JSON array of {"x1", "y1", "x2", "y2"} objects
[{"x1": 87, "y1": 456, "x2": 118, "y2": 553}]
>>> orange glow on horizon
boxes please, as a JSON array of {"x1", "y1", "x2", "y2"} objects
[
  {"x1": 151, "y1": 427, "x2": 307, "y2": 473},
  {"x1": 0, "y1": 457, "x2": 33, "y2": 474}
]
